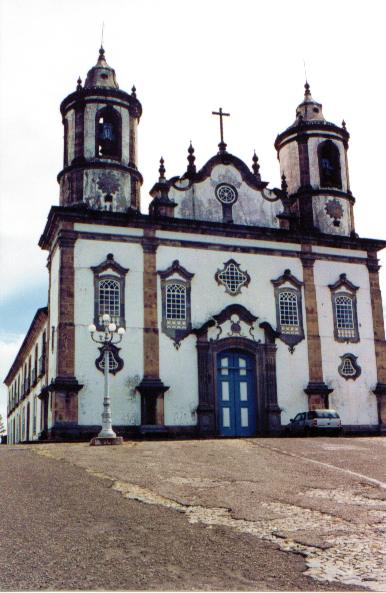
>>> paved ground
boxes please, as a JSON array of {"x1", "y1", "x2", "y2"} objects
[{"x1": 0, "y1": 436, "x2": 385, "y2": 591}]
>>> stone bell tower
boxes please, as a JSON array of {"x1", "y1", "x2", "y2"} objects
[
  {"x1": 275, "y1": 83, "x2": 355, "y2": 236},
  {"x1": 58, "y1": 47, "x2": 143, "y2": 212}
]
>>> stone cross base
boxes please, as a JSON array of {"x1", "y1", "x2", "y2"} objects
[{"x1": 90, "y1": 436, "x2": 123, "y2": 446}]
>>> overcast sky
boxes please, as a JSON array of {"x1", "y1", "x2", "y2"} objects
[{"x1": 1, "y1": 0, "x2": 385, "y2": 427}]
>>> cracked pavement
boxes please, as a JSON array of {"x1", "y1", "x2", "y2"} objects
[{"x1": 1, "y1": 436, "x2": 385, "y2": 591}]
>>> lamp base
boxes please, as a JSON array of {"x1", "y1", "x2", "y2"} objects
[{"x1": 89, "y1": 436, "x2": 123, "y2": 446}]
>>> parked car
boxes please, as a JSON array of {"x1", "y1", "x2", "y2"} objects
[{"x1": 285, "y1": 409, "x2": 342, "y2": 436}]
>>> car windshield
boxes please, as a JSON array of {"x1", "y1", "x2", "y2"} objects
[{"x1": 308, "y1": 410, "x2": 339, "y2": 419}]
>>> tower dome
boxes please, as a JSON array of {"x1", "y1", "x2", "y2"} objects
[
  {"x1": 275, "y1": 83, "x2": 354, "y2": 237},
  {"x1": 84, "y1": 47, "x2": 119, "y2": 89},
  {"x1": 58, "y1": 48, "x2": 143, "y2": 212}
]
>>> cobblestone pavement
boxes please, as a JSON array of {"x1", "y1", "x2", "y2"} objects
[{"x1": 2, "y1": 436, "x2": 385, "y2": 590}]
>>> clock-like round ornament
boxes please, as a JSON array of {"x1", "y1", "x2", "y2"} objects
[{"x1": 215, "y1": 183, "x2": 238, "y2": 205}]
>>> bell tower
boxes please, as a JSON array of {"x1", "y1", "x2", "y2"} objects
[
  {"x1": 275, "y1": 83, "x2": 354, "y2": 236},
  {"x1": 58, "y1": 47, "x2": 143, "y2": 212}
]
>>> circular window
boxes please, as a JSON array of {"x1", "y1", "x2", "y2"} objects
[{"x1": 215, "y1": 183, "x2": 238, "y2": 205}]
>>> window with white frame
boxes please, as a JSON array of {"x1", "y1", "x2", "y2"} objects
[
  {"x1": 159, "y1": 260, "x2": 194, "y2": 347},
  {"x1": 335, "y1": 295, "x2": 355, "y2": 338},
  {"x1": 99, "y1": 278, "x2": 120, "y2": 321},
  {"x1": 271, "y1": 269, "x2": 304, "y2": 351},
  {"x1": 329, "y1": 274, "x2": 359, "y2": 343},
  {"x1": 279, "y1": 290, "x2": 300, "y2": 334},
  {"x1": 92, "y1": 253, "x2": 129, "y2": 330},
  {"x1": 166, "y1": 282, "x2": 187, "y2": 329}
]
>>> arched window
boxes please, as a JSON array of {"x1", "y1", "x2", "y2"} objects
[
  {"x1": 335, "y1": 295, "x2": 354, "y2": 333},
  {"x1": 329, "y1": 274, "x2": 359, "y2": 343},
  {"x1": 271, "y1": 269, "x2": 305, "y2": 351},
  {"x1": 98, "y1": 278, "x2": 120, "y2": 322},
  {"x1": 318, "y1": 140, "x2": 342, "y2": 189},
  {"x1": 279, "y1": 290, "x2": 300, "y2": 333},
  {"x1": 92, "y1": 253, "x2": 129, "y2": 330},
  {"x1": 96, "y1": 107, "x2": 122, "y2": 159},
  {"x1": 159, "y1": 260, "x2": 194, "y2": 348},
  {"x1": 166, "y1": 282, "x2": 187, "y2": 328}
]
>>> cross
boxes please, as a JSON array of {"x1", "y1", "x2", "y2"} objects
[{"x1": 212, "y1": 107, "x2": 230, "y2": 152}]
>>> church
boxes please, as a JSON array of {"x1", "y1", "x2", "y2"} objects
[{"x1": 5, "y1": 48, "x2": 386, "y2": 442}]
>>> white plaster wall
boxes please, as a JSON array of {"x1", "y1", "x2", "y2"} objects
[
  {"x1": 308, "y1": 137, "x2": 348, "y2": 192},
  {"x1": 171, "y1": 164, "x2": 282, "y2": 228},
  {"x1": 279, "y1": 142, "x2": 300, "y2": 195},
  {"x1": 157, "y1": 245, "x2": 309, "y2": 426},
  {"x1": 65, "y1": 109, "x2": 75, "y2": 164},
  {"x1": 156, "y1": 230, "x2": 299, "y2": 252},
  {"x1": 84, "y1": 103, "x2": 98, "y2": 159},
  {"x1": 48, "y1": 248, "x2": 60, "y2": 382},
  {"x1": 313, "y1": 195, "x2": 352, "y2": 236},
  {"x1": 314, "y1": 260, "x2": 378, "y2": 425},
  {"x1": 74, "y1": 223, "x2": 143, "y2": 237},
  {"x1": 74, "y1": 238, "x2": 144, "y2": 426},
  {"x1": 119, "y1": 106, "x2": 130, "y2": 163}
]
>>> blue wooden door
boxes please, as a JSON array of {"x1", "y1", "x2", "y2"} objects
[{"x1": 217, "y1": 351, "x2": 257, "y2": 437}]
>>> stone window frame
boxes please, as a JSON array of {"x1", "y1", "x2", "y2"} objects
[
  {"x1": 338, "y1": 353, "x2": 361, "y2": 380},
  {"x1": 158, "y1": 260, "x2": 194, "y2": 348},
  {"x1": 329, "y1": 273, "x2": 359, "y2": 343},
  {"x1": 271, "y1": 269, "x2": 305, "y2": 351},
  {"x1": 91, "y1": 253, "x2": 129, "y2": 331},
  {"x1": 215, "y1": 259, "x2": 251, "y2": 296}
]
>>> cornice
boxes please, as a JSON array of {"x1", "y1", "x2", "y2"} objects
[
  {"x1": 57, "y1": 161, "x2": 143, "y2": 185},
  {"x1": 275, "y1": 120, "x2": 350, "y2": 150},
  {"x1": 60, "y1": 87, "x2": 142, "y2": 119},
  {"x1": 171, "y1": 151, "x2": 268, "y2": 193},
  {"x1": 4, "y1": 307, "x2": 48, "y2": 385},
  {"x1": 38, "y1": 205, "x2": 386, "y2": 254}
]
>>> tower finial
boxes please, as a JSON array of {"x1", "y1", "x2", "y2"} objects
[
  {"x1": 76, "y1": 76, "x2": 82, "y2": 91},
  {"x1": 252, "y1": 151, "x2": 261, "y2": 180},
  {"x1": 159, "y1": 157, "x2": 166, "y2": 181},
  {"x1": 304, "y1": 81, "x2": 311, "y2": 98},
  {"x1": 101, "y1": 21, "x2": 105, "y2": 49},
  {"x1": 187, "y1": 141, "x2": 196, "y2": 175}
]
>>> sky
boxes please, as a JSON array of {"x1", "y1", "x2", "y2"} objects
[{"x1": 1, "y1": 0, "x2": 386, "y2": 428}]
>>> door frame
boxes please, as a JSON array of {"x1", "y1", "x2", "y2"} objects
[
  {"x1": 216, "y1": 348, "x2": 258, "y2": 437},
  {"x1": 197, "y1": 335, "x2": 282, "y2": 436}
]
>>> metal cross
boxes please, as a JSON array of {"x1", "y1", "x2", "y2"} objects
[{"x1": 212, "y1": 107, "x2": 230, "y2": 152}]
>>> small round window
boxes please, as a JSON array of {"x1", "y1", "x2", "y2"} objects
[{"x1": 215, "y1": 183, "x2": 238, "y2": 205}]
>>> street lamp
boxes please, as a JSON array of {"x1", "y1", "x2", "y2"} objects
[{"x1": 88, "y1": 313, "x2": 125, "y2": 446}]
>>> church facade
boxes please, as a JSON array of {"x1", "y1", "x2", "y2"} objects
[{"x1": 5, "y1": 49, "x2": 386, "y2": 442}]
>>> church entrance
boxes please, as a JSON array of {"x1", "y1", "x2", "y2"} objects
[{"x1": 217, "y1": 351, "x2": 257, "y2": 437}]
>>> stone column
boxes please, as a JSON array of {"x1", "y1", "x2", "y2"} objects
[
  {"x1": 196, "y1": 337, "x2": 215, "y2": 435},
  {"x1": 301, "y1": 245, "x2": 333, "y2": 409},
  {"x1": 264, "y1": 343, "x2": 282, "y2": 434},
  {"x1": 136, "y1": 229, "x2": 168, "y2": 427},
  {"x1": 44, "y1": 226, "x2": 83, "y2": 440},
  {"x1": 368, "y1": 252, "x2": 386, "y2": 432}
]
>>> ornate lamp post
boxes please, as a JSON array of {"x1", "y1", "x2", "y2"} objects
[{"x1": 88, "y1": 313, "x2": 125, "y2": 446}]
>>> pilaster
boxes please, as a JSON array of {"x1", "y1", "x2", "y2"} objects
[
  {"x1": 368, "y1": 252, "x2": 386, "y2": 431},
  {"x1": 136, "y1": 229, "x2": 168, "y2": 426},
  {"x1": 301, "y1": 245, "x2": 333, "y2": 408}
]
